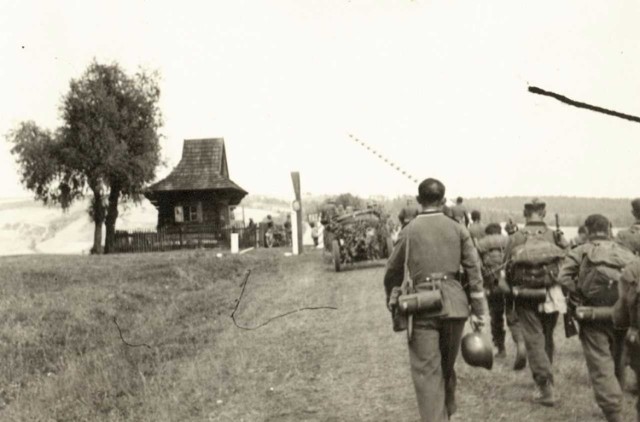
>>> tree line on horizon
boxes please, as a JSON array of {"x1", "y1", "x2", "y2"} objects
[{"x1": 290, "y1": 194, "x2": 637, "y2": 228}]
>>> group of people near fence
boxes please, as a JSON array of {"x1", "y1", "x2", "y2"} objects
[{"x1": 385, "y1": 177, "x2": 640, "y2": 422}]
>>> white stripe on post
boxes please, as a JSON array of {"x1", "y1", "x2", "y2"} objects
[{"x1": 291, "y1": 211, "x2": 299, "y2": 255}]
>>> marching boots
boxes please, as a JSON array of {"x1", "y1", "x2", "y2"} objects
[
  {"x1": 533, "y1": 382, "x2": 556, "y2": 407},
  {"x1": 495, "y1": 345, "x2": 506, "y2": 359},
  {"x1": 446, "y1": 386, "x2": 457, "y2": 418},
  {"x1": 513, "y1": 334, "x2": 527, "y2": 370}
]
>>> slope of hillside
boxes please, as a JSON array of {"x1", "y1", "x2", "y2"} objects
[{"x1": 0, "y1": 199, "x2": 158, "y2": 256}]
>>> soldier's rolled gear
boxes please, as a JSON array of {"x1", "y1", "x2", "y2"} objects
[
  {"x1": 398, "y1": 271, "x2": 452, "y2": 342},
  {"x1": 574, "y1": 306, "x2": 614, "y2": 322},
  {"x1": 398, "y1": 279, "x2": 444, "y2": 315},
  {"x1": 511, "y1": 286, "x2": 548, "y2": 302}
]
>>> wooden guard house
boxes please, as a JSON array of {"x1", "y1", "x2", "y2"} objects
[{"x1": 144, "y1": 138, "x2": 248, "y2": 233}]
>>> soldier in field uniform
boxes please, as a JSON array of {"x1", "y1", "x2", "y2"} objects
[
  {"x1": 615, "y1": 259, "x2": 640, "y2": 422},
  {"x1": 385, "y1": 178, "x2": 486, "y2": 422},
  {"x1": 557, "y1": 215, "x2": 635, "y2": 422},
  {"x1": 616, "y1": 198, "x2": 640, "y2": 255},
  {"x1": 476, "y1": 223, "x2": 526, "y2": 368},
  {"x1": 398, "y1": 199, "x2": 420, "y2": 229},
  {"x1": 504, "y1": 199, "x2": 568, "y2": 406},
  {"x1": 468, "y1": 210, "x2": 486, "y2": 241},
  {"x1": 450, "y1": 196, "x2": 470, "y2": 227}
]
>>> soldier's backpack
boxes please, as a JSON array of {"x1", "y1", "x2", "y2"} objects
[
  {"x1": 577, "y1": 241, "x2": 637, "y2": 307},
  {"x1": 616, "y1": 224, "x2": 640, "y2": 255},
  {"x1": 477, "y1": 235, "x2": 507, "y2": 268},
  {"x1": 477, "y1": 235, "x2": 508, "y2": 290},
  {"x1": 509, "y1": 227, "x2": 566, "y2": 288}
]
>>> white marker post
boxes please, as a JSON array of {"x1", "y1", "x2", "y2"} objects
[
  {"x1": 291, "y1": 211, "x2": 299, "y2": 255},
  {"x1": 231, "y1": 232, "x2": 239, "y2": 254}
]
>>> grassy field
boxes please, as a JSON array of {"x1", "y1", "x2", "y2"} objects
[{"x1": 0, "y1": 248, "x2": 637, "y2": 421}]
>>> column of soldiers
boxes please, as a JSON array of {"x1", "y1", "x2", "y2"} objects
[{"x1": 385, "y1": 179, "x2": 640, "y2": 422}]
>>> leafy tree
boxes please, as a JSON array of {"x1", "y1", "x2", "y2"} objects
[
  {"x1": 334, "y1": 193, "x2": 364, "y2": 210},
  {"x1": 7, "y1": 61, "x2": 162, "y2": 254}
]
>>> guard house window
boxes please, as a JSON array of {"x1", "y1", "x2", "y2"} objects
[
  {"x1": 174, "y1": 204, "x2": 201, "y2": 223},
  {"x1": 183, "y1": 205, "x2": 199, "y2": 222}
]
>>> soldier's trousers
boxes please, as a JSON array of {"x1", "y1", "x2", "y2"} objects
[
  {"x1": 627, "y1": 341, "x2": 640, "y2": 421},
  {"x1": 516, "y1": 305, "x2": 558, "y2": 386},
  {"x1": 488, "y1": 293, "x2": 522, "y2": 348},
  {"x1": 409, "y1": 318, "x2": 466, "y2": 422},
  {"x1": 579, "y1": 322, "x2": 625, "y2": 418}
]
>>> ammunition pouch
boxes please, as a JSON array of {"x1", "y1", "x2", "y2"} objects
[
  {"x1": 512, "y1": 286, "x2": 547, "y2": 303},
  {"x1": 574, "y1": 306, "x2": 614, "y2": 322}
]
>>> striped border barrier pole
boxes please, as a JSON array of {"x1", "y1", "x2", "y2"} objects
[{"x1": 348, "y1": 134, "x2": 420, "y2": 184}]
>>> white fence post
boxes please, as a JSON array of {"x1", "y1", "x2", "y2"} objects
[{"x1": 231, "y1": 233, "x2": 239, "y2": 254}]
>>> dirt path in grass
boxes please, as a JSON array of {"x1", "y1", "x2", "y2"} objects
[
  {"x1": 215, "y1": 250, "x2": 638, "y2": 422},
  {"x1": 4, "y1": 250, "x2": 633, "y2": 421}
]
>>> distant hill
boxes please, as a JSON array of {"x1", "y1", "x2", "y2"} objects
[{"x1": 0, "y1": 198, "x2": 157, "y2": 256}]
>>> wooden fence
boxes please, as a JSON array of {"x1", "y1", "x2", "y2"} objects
[{"x1": 111, "y1": 225, "x2": 259, "y2": 254}]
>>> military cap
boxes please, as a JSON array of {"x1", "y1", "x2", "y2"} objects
[{"x1": 524, "y1": 198, "x2": 546, "y2": 212}]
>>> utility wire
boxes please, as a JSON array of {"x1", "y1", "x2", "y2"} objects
[
  {"x1": 231, "y1": 269, "x2": 337, "y2": 331},
  {"x1": 528, "y1": 86, "x2": 640, "y2": 124}
]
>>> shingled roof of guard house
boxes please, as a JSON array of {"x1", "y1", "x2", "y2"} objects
[{"x1": 146, "y1": 138, "x2": 248, "y2": 194}]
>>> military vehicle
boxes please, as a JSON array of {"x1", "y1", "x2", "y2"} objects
[{"x1": 321, "y1": 206, "x2": 394, "y2": 272}]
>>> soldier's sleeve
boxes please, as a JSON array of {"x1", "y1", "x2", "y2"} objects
[
  {"x1": 556, "y1": 246, "x2": 582, "y2": 294},
  {"x1": 460, "y1": 227, "x2": 486, "y2": 316},
  {"x1": 383, "y1": 232, "x2": 406, "y2": 305},
  {"x1": 615, "y1": 229, "x2": 631, "y2": 251},
  {"x1": 617, "y1": 262, "x2": 640, "y2": 329}
]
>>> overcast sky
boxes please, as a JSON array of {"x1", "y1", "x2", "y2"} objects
[{"x1": 1, "y1": 0, "x2": 639, "y2": 201}]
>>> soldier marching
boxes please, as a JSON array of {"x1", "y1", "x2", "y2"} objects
[{"x1": 384, "y1": 183, "x2": 640, "y2": 422}]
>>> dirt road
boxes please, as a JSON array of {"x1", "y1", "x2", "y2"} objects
[{"x1": 1, "y1": 249, "x2": 636, "y2": 421}]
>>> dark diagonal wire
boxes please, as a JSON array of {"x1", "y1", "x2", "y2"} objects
[
  {"x1": 231, "y1": 269, "x2": 337, "y2": 331},
  {"x1": 528, "y1": 86, "x2": 640, "y2": 124},
  {"x1": 113, "y1": 317, "x2": 152, "y2": 349}
]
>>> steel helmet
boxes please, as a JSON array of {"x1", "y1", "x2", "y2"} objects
[{"x1": 461, "y1": 331, "x2": 493, "y2": 370}]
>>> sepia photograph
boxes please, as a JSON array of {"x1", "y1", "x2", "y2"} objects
[{"x1": 1, "y1": 1, "x2": 640, "y2": 421}]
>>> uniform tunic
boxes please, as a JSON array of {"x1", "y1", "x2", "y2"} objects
[
  {"x1": 384, "y1": 210, "x2": 485, "y2": 422},
  {"x1": 557, "y1": 238, "x2": 627, "y2": 419},
  {"x1": 398, "y1": 205, "x2": 420, "y2": 228},
  {"x1": 450, "y1": 204, "x2": 469, "y2": 227},
  {"x1": 468, "y1": 222, "x2": 486, "y2": 241}
]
